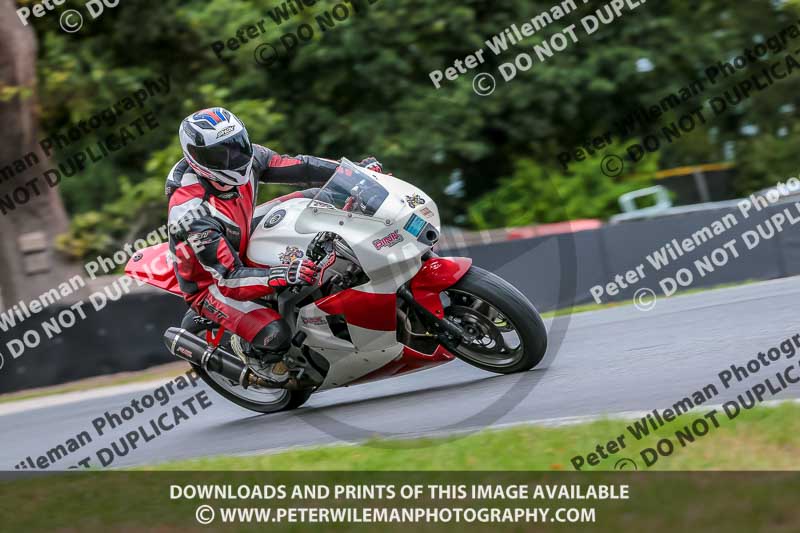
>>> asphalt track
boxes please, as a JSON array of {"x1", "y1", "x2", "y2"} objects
[{"x1": 3, "y1": 276, "x2": 800, "y2": 470}]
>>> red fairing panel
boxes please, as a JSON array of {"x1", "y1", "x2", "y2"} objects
[
  {"x1": 350, "y1": 345, "x2": 455, "y2": 385},
  {"x1": 124, "y1": 243, "x2": 182, "y2": 296},
  {"x1": 410, "y1": 257, "x2": 473, "y2": 317},
  {"x1": 315, "y1": 289, "x2": 397, "y2": 331}
]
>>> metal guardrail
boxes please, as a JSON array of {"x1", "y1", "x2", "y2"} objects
[{"x1": 610, "y1": 185, "x2": 800, "y2": 224}]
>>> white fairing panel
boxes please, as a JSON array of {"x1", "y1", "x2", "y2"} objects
[
  {"x1": 297, "y1": 305, "x2": 403, "y2": 389},
  {"x1": 247, "y1": 198, "x2": 315, "y2": 267},
  {"x1": 248, "y1": 162, "x2": 443, "y2": 389}
]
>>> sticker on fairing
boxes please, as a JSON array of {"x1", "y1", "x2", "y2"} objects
[
  {"x1": 404, "y1": 214, "x2": 426, "y2": 237},
  {"x1": 302, "y1": 316, "x2": 327, "y2": 326},
  {"x1": 405, "y1": 194, "x2": 426, "y2": 208},
  {"x1": 373, "y1": 230, "x2": 403, "y2": 250},
  {"x1": 264, "y1": 209, "x2": 286, "y2": 228},
  {"x1": 279, "y1": 246, "x2": 304, "y2": 264}
]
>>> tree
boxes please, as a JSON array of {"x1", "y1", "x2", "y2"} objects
[
  {"x1": 22, "y1": 0, "x2": 800, "y2": 257},
  {"x1": 0, "y1": 0, "x2": 82, "y2": 306},
  {"x1": 468, "y1": 149, "x2": 659, "y2": 228}
]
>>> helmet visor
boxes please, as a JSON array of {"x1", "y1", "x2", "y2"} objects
[{"x1": 187, "y1": 130, "x2": 253, "y2": 171}]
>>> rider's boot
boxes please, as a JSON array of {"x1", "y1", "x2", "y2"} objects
[{"x1": 230, "y1": 331, "x2": 291, "y2": 385}]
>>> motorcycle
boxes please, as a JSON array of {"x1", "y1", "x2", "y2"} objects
[{"x1": 125, "y1": 159, "x2": 547, "y2": 413}]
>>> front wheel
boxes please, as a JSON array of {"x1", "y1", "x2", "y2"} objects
[{"x1": 443, "y1": 266, "x2": 547, "y2": 374}]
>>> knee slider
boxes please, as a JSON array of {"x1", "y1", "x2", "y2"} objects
[
  {"x1": 180, "y1": 308, "x2": 214, "y2": 334},
  {"x1": 253, "y1": 320, "x2": 292, "y2": 354}
]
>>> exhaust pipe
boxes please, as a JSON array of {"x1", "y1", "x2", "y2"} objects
[{"x1": 163, "y1": 327, "x2": 280, "y2": 389}]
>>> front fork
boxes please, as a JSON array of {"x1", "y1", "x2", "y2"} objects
[
  {"x1": 400, "y1": 256, "x2": 475, "y2": 350},
  {"x1": 397, "y1": 286, "x2": 465, "y2": 352}
]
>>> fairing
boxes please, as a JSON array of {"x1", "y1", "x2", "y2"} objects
[
  {"x1": 124, "y1": 242, "x2": 182, "y2": 296},
  {"x1": 410, "y1": 257, "x2": 473, "y2": 317},
  {"x1": 124, "y1": 160, "x2": 471, "y2": 390}
]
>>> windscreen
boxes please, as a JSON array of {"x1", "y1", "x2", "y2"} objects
[{"x1": 311, "y1": 160, "x2": 390, "y2": 218}]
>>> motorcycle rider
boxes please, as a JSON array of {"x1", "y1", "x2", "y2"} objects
[{"x1": 166, "y1": 107, "x2": 383, "y2": 383}]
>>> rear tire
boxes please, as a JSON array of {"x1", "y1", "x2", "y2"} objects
[
  {"x1": 195, "y1": 366, "x2": 313, "y2": 414},
  {"x1": 445, "y1": 266, "x2": 547, "y2": 374},
  {"x1": 180, "y1": 312, "x2": 314, "y2": 414}
]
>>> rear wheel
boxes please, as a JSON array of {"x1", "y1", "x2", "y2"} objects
[
  {"x1": 183, "y1": 320, "x2": 313, "y2": 414},
  {"x1": 195, "y1": 366, "x2": 313, "y2": 414},
  {"x1": 443, "y1": 266, "x2": 547, "y2": 374}
]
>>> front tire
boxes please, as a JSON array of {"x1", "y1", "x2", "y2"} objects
[{"x1": 444, "y1": 266, "x2": 547, "y2": 374}]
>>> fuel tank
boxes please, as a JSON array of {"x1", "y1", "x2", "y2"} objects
[{"x1": 247, "y1": 198, "x2": 316, "y2": 267}]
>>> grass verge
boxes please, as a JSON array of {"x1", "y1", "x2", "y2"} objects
[
  {"x1": 142, "y1": 401, "x2": 800, "y2": 471},
  {"x1": 4, "y1": 403, "x2": 800, "y2": 531},
  {"x1": 0, "y1": 362, "x2": 187, "y2": 405},
  {"x1": 540, "y1": 278, "x2": 758, "y2": 318}
]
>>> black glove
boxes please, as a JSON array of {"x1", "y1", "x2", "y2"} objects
[
  {"x1": 358, "y1": 156, "x2": 384, "y2": 174},
  {"x1": 268, "y1": 259, "x2": 320, "y2": 287}
]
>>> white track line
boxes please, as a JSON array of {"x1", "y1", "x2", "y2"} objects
[{"x1": 0, "y1": 378, "x2": 178, "y2": 417}]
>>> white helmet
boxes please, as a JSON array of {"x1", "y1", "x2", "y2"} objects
[{"x1": 179, "y1": 107, "x2": 253, "y2": 186}]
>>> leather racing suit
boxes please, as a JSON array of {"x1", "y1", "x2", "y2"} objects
[{"x1": 166, "y1": 144, "x2": 338, "y2": 357}]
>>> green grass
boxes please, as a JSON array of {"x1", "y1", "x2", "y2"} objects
[
  {"x1": 0, "y1": 363, "x2": 187, "y2": 405},
  {"x1": 144, "y1": 401, "x2": 800, "y2": 471},
  {"x1": 5, "y1": 403, "x2": 800, "y2": 532},
  {"x1": 541, "y1": 300, "x2": 626, "y2": 318},
  {"x1": 541, "y1": 278, "x2": 759, "y2": 318}
]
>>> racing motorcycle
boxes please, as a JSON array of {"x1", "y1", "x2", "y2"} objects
[{"x1": 125, "y1": 159, "x2": 547, "y2": 413}]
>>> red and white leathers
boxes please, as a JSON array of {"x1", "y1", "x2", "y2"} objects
[{"x1": 166, "y1": 144, "x2": 337, "y2": 354}]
